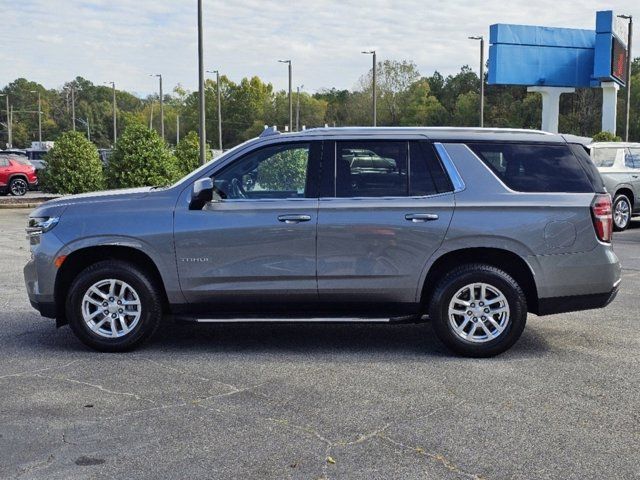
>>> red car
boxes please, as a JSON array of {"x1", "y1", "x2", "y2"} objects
[{"x1": 0, "y1": 154, "x2": 38, "y2": 196}]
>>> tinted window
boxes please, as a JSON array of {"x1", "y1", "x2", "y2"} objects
[
  {"x1": 11, "y1": 156, "x2": 33, "y2": 166},
  {"x1": 591, "y1": 147, "x2": 620, "y2": 167},
  {"x1": 216, "y1": 143, "x2": 310, "y2": 199},
  {"x1": 336, "y1": 141, "x2": 407, "y2": 197},
  {"x1": 568, "y1": 143, "x2": 606, "y2": 193},
  {"x1": 468, "y1": 143, "x2": 593, "y2": 193},
  {"x1": 410, "y1": 142, "x2": 453, "y2": 195}
]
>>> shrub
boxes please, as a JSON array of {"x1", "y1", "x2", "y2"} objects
[
  {"x1": 40, "y1": 131, "x2": 104, "y2": 194},
  {"x1": 175, "y1": 131, "x2": 212, "y2": 176},
  {"x1": 592, "y1": 131, "x2": 622, "y2": 142},
  {"x1": 106, "y1": 123, "x2": 180, "y2": 188}
]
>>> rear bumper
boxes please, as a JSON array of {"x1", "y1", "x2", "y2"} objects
[{"x1": 536, "y1": 281, "x2": 620, "y2": 316}]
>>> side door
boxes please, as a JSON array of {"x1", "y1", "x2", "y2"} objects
[
  {"x1": 316, "y1": 138, "x2": 455, "y2": 312},
  {"x1": 0, "y1": 157, "x2": 8, "y2": 188},
  {"x1": 625, "y1": 147, "x2": 640, "y2": 212},
  {"x1": 173, "y1": 141, "x2": 321, "y2": 312}
]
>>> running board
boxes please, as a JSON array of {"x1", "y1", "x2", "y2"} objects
[{"x1": 173, "y1": 315, "x2": 426, "y2": 324}]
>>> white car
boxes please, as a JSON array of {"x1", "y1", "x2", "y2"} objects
[{"x1": 588, "y1": 142, "x2": 640, "y2": 231}]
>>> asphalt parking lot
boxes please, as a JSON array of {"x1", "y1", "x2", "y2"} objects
[{"x1": 1, "y1": 208, "x2": 639, "y2": 480}]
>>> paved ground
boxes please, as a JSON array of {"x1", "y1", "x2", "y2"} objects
[{"x1": 0, "y1": 208, "x2": 638, "y2": 480}]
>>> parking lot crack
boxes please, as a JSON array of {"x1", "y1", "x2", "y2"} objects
[
  {"x1": 33, "y1": 374, "x2": 157, "y2": 405},
  {"x1": 377, "y1": 433, "x2": 486, "y2": 479},
  {"x1": 0, "y1": 359, "x2": 79, "y2": 380}
]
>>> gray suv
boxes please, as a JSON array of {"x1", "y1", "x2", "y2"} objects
[{"x1": 24, "y1": 128, "x2": 621, "y2": 357}]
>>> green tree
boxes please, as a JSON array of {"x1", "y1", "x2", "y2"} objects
[
  {"x1": 592, "y1": 131, "x2": 622, "y2": 142},
  {"x1": 106, "y1": 123, "x2": 179, "y2": 188},
  {"x1": 256, "y1": 148, "x2": 307, "y2": 191},
  {"x1": 175, "y1": 130, "x2": 212, "y2": 176},
  {"x1": 40, "y1": 130, "x2": 104, "y2": 194}
]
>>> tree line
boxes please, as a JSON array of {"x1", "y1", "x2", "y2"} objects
[{"x1": 2, "y1": 57, "x2": 639, "y2": 150}]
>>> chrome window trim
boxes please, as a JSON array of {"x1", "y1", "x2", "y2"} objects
[{"x1": 433, "y1": 142, "x2": 466, "y2": 193}]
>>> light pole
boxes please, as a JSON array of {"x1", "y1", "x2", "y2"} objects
[
  {"x1": 206, "y1": 69, "x2": 223, "y2": 150},
  {"x1": 149, "y1": 74, "x2": 164, "y2": 139},
  {"x1": 70, "y1": 84, "x2": 76, "y2": 131},
  {"x1": 469, "y1": 36, "x2": 485, "y2": 127},
  {"x1": 618, "y1": 15, "x2": 633, "y2": 142},
  {"x1": 197, "y1": 0, "x2": 206, "y2": 165},
  {"x1": 105, "y1": 81, "x2": 117, "y2": 145},
  {"x1": 176, "y1": 114, "x2": 180, "y2": 144},
  {"x1": 30, "y1": 90, "x2": 42, "y2": 143},
  {"x1": 296, "y1": 84, "x2": 304, "y2": 131},
  {"x1": 362, "y1": 51, "x2": 377, "y2": 126},
  {"x1": 279, "y1": 60, "x2": 292, "y2": 131},
  {"x1": 0, "y1": 93, "x2": 11, "y2": 148}
]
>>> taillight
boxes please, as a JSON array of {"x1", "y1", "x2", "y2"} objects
[{"x1": 591, "y1": 193, "x2": 612, "y2": 243}]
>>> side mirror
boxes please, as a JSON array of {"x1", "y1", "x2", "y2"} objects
[{"x1": 189, "y1": 177, "x2": 214, "y2": 210}]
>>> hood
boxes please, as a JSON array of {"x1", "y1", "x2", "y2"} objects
[{"x1": 30, "y1": 186, "x2": 157, "y2": 219}]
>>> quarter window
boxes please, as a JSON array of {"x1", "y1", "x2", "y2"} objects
[
  {"x1": 591, "y1": 147, "x2": 620, "y2": 167},
  {"x1": 467, "y1": 143, "x2": 593, "y2": 193}
]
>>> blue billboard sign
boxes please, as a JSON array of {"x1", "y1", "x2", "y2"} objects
[
  {"x1": 488, "y1": 24, "x2": 595, "y2": 87},
  {"x1": 488, "y1": 11, "x2": 628, "y2": 88}
]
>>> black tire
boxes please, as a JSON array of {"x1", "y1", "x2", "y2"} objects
[
  {"x1": 613, "y1": 194, "x2": 632, "y2": 232},
  {"x1": 9, "y1": 177, "x2": 28, "y2": 196},
  {"x1": 428, "y1": 264, "x2": 527, "y2": 357},
  {"x1": 66, "y1": 260, "x2": 162, "y2": 352}
]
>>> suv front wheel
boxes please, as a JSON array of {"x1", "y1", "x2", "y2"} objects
[
  {"x1": 429, "y1": 264, "x2": 527, "y2": 357},
  {"x1": 66, "y1": 260, "x2": 163, "y2": 352}
]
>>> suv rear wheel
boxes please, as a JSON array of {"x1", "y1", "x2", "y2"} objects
[
  {"x1": 66, "y1": 260, "x2": 162, "y2": 352},
  {"x1": 613, "y1": 194, "x2": 632, "y2": 231},
  {"x1": 9, "y1": 177, "x2": 28, "y2": 196},
  {"x1": 429, "y1": 264, "x2": 527, "y2": 357}
]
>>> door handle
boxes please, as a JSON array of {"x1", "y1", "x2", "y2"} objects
[
  {"x1": 278, "y1": 214, "x2": 311, "y2": 224},
  {"x1": 405, "y1": 213, "x2": 439, "y2": 222}
]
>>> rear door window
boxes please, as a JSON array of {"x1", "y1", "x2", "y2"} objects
[
  {"x1": 591, "y1": 148, "x2": 620, "y2": 167},
  {"x1": 467, "y1": 143, "x2": 593, "y2": 193}
]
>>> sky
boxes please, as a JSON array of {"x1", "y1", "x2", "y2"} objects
[{"x1": 2, "y1": 0, "x2": 639, "y2": 97}]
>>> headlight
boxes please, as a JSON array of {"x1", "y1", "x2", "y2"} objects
[{"x1": 26, "y1": 216, "x2": 59, "y2": 236}]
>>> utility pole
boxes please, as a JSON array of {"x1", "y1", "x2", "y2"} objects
[
  {"x1": 149, "y1": 74, "x2": 164, "y2": 139},
  {"x1": 469, "y1": 36, "x2": 485, "y2": 127},
  {"x1": 197, "y1": 0, "x2": 206, "y2": 165},
  {"x1": 618, "y1": 15, "x2": 633, "y2": 142},
  {"x1": 176, "y1": 115, "x2": 180, "y2": 144},
  {"x1": 0, "y1": 94, "x2": 11, "y2": 148},
  {"x1": 30, "y1": 90, "x2": 42, "y2": 143},
  {"x1": 105, "y1": 81, "x2": 117, "y2": 144},
  {"x1": 296, "y1": 85, "x2": 304, "y2": 131},
  {"x1": 362, "y1": 51, "x2": 377, "y2": 126},
  {"x1": 206, "y1": 69, "x2": 223, "y2": 150},
  {"x1": 279, "y1": 60, "x2": 292, "y2": 131},
  {"x1": 71, "y1": 85, "x2": 76, "y2": 131},
  {"x1": 149, "y1": 103, "x2": 154, "y2": 129}
]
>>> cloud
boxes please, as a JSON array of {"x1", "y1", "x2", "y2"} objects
[{"x1": 2, "y1": 0, "x2": 638, "y2": 96}]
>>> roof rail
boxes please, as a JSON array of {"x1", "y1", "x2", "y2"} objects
[{"x1": 260, "y1": 126, "x2": 280, "y2": 138}]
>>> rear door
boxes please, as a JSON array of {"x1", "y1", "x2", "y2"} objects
[{"x1": 316, "y1": 138, "x2": 455, "y2": 311}]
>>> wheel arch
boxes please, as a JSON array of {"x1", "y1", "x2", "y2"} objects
[
  {"x1": 420, "y1": 247, "x2": 539, "y2": 314},
  {"x1": 54, "y1": 245, "x2": 170, "y2": 326},
  {"x1": 614, "y1": 187, "x2": 634, "y2": 208}
]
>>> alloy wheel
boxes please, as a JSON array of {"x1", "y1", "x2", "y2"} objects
[
  {"x1": 81, "y1": 279, "x2": 142, "y2": 338},
  {"x1": 614, "y1": 197, "x2": 630, "y2": 229},
  {"x1": 447, "y1": 282, "x2": 510, "y2": 343},
  {"x1": 10, "y1": 178, "x2": 27, "y2": 196}
]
